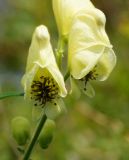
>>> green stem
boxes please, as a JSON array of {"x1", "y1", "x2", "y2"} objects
[
  {"x1": 64, "y1": 71, "x2": 70, "y2": 81},
  {"x1": 56, "y1": 37, "x2": 65, "y2": 69},
  {"x1": 23, "y1": 113, "x2": 47, "y2": 160},
  {"x1": 0, "y1": 92, "x2": 24, "y2": 100}
]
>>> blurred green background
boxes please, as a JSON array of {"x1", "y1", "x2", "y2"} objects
[{"x1": 0, "y1": 0, "x2": 129, "y2": 160}]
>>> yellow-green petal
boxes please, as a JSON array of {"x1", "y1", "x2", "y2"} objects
[
  {"x1": 21, "y1": 25, "x2": 67, "y2": 100},
  {"x1": 52, "y1": 0, "x2": 95, "y2": 37},
  {"x1": 68, "y1": 10, "x2": 116, "y2": 80}
]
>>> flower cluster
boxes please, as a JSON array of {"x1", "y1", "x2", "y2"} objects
[
  {"x1": 53, "y1": 0, "x2": 116, "y2": 97},
  {"x1": 22, "y1": 0, "x2": 116, "y2": 108}
]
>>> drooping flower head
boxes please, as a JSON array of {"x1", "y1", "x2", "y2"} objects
[
  {"x1": 22, "y1": 25, "x2": 67, "y2": 107},
  {"x1": 52, "y1": 0, "x2": 94, "y2": 38},
  {"x1": 68, "y1": 9, "x2": 116, "y2": 96}
]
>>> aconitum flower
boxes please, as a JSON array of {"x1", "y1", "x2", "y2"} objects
[
  {"x1": 68, "y1": 10, "x2": 116, "y2": 97},
  {"x1": 22, "y1": 25, "x2": 67, "y2": 107},
  {"x1": 52, "y1": 0, "x2": 94, "y2": 38}
]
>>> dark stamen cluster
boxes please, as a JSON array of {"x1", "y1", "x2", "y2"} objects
[
  {"x1": 31, "y1": 76, "x2": 58, "y2": 107},
  {"x1": 81, "y1": 68, "x2": 98, "y2": 91}
]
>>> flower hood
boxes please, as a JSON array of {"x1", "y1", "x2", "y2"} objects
[
  {"x1": 68, "y1": 10, "x2": 116, "y2": 81},
  {"x1": 22, "y1": 25, "x2": 67, "y2": 100}
]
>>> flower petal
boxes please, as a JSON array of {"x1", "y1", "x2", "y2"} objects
[
  {"x1": 95, "y1": 48, "x2": 116, "y2": 81},
  {"x1": 70, "y1": 46, "x2": 105, "y2": 79},
  {"x1": 82, "y1": 82, "x2": 95, "y2": 98},
  {"x1": 46, "y1": 65, "x2": 67, "y2": 97},
  {"x1": 52, "y1": 0, "x2": 95, "y2": 37},
  {"x1": 22, "y1": 64, "x2": 39, "y2": 98},
  {"x1": 26, "y1": 25, "x2": 51, "y2": 72},
  {"x1": 45, "y1": 99, "x2": 66, "y2": 120}
]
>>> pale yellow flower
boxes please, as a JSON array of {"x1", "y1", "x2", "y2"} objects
[
  {"x1": 68, "y1": 10, "x2": 116, "y2": 96},
  {"x1": 52, "y1": 0, "x2": 94, "y2": 37},
  {"x1": 21, "y1": 25, "x2": 67, "y2": 106}
]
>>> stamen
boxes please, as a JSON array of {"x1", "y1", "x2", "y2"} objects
[
  {"x1": 81, "y1": 67, "x2": 98, "y2": 91},
  {"x1": 30, "y1": 76, "x2": 59, "y2": 107}
]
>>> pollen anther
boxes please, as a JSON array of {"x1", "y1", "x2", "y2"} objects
[
  {"x1": 30, "y1": 76, "x2": 59, "y2": 107},
  {"x1": 81, "y1": 67, "x2": 98, "y2": 91}
]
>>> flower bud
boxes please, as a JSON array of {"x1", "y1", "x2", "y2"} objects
[
  {"x1": 11, "y1": 116, "x2": 30, "y2": 145},
  {"x1": 38, "y1": 119, "x2": 56, "y2": 149}
]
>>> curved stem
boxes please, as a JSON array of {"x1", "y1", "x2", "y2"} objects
[
  {"x1": 23, "y1": 113, "x2": 47, "y2": 160},
  {"x1": 56, "y1": 37, "x2": 65, "y2": 69},
  {"x1": 0, "y1": 92, "x2": 24, "y2": 100}
]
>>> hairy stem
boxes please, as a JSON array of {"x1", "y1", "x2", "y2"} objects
[
  {"x1": 22, "y1": 113, "x2": 47, "y2": 160},
  {"x1": 56, "y1": 37, "x2": 66, "y2": 69}
]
